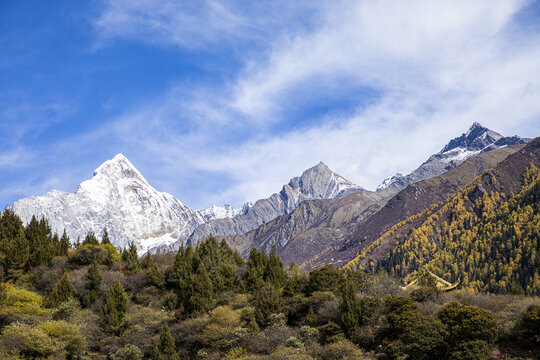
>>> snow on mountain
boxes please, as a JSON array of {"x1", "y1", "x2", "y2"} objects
[
  {"x1": 376, "y1": 123, "x2": 528, "y2": 193},
  {"x1": 179, "y1": 161, "x2": 364, "y2": 251},
  {"x1": 11, "y1": 154, "x2": 239, "y2": 254}
]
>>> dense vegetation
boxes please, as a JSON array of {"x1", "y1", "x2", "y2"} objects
[
  {"x1": 0, "y1": 210, "x2": 538, "y2": 359},
  {"x1": 348, "y1": 165, "x2": 540, "y2": 295}
]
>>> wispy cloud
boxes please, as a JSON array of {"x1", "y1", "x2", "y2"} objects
[
  {"x1": 3, "y1": 0, "x2": 540, "y2": 210},
  {"x1": 85, "y1": 0, "x2": 540, "y2": 208}
]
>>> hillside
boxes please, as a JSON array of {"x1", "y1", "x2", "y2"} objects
[
  {"x1": 0, "y1": 214, "x2": 538, "y2": 359},
  {"x1": 346, "y1": 138, "x2": 540, "y2": 295},
  {"x1": 229, "y1": 144, "x2": 523, "y2": 270}
]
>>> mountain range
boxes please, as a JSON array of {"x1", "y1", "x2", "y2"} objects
[{"x1": 10, "y1": 123, "x2": 530, "y2": 268}]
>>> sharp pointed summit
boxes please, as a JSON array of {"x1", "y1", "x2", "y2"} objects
[
  {"x1": 183, "y1": 162, "x2": 363, "y2": 250},
  {"x1": 377, "y1": 123, "x2": 528, "y2": 192},
  {"x1": 10, "y1": 154, "x2": 242, "y2": 254}
]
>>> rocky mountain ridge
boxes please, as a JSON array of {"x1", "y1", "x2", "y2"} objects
[{"x1": 377, "y1": 122, "x2": 527, "y2": 192}]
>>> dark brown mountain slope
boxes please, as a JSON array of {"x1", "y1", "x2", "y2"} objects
[
  {"x1": 345, "y1": 137, "x2": 540, "y2": 272},
  {"x1": 226, "y1": 144, "x2": 523, "y2": 269}
]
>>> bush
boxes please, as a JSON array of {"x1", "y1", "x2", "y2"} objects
[
  {"x1": 39, "y1": 320, "x2": 87, "y2": 358},
  {"x1": 0, "y1": 283, "x2": 48, "y2": 316},
  {"x1": 438, "y1": 302, "x2": 498, "y2": 345},
  {"x1": 307, "y1": 265, "x2": 345, "y2": 294},
  {"x1": 448, "y1": 340, "x2": 491, "y2": 360},
  {"x1": 319, "y1": 339, "x2": 371, "y2": 360},
  {"x1": 110, "y1": 344, "x2": 143, "y2": 360},
  {"x1": 0, "y1": 322, "x2": 61, "y2": 358},
  {"x1": 51, "y1": 298, "x2": 80, "y2": 320},
  {"x1": 69, "y1": 244, "x2": 121, "y2": 266},
  {"x1": 518, "y1": 304, "x2": 540, "y2": 344}
]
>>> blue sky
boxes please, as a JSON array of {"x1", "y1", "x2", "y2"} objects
[{"x1": 1, "y1": 0, "x2": 540, "y2": 210}]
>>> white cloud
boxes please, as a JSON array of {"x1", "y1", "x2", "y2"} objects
[
  {"x1": 84, "y1": 0, "x2": 540, "y2": 209},
  {"x1": 7, "y1": 0, "x2": 538, "y2": 210}
]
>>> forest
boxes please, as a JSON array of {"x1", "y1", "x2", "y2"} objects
[
  {"x1": 348, "y1": 164, "x2": 540, "y2": 296},
  {"x1": 0, "y1": 208, "x2": 539, "y2": 359}
]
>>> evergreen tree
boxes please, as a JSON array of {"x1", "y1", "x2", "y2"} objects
[
  {"x1": 244, "y1": 248, "x2": 268, "y2": 292},
  {"x1": 141, "y1": 253, "x2": 154, "y2": 269},
  {"x1": 83, "y1": 261, "x2": 102, "y2": 307},
  {"x1": 253, "y1": 283, "x2": 282, "y2": 327},
  {"x1": 47, "y1": 273, "x2": 74, "y2": 308},
  {"x1": 83, "y1": 231, "x2": 99, "y2": 246},
  {"x1": 339, "y1": 281, "x2": 359, "y2": 338},
  {"x1": 101, "y1": 228, "x2": 111, "y2": 245},
  {"x1": 151, "y1": 324, "x2": 178, "y2": 360},
  {"x1": 188, "y1": 257, "x2": 214, "y2": 314},
  {"x1": 124, "y1": 243, "x2": 141, "y2": 274},
  {"x1": 59, "y1": 230, "x2": 71, "y2": 256},
  {"x1": 101, "y1": 280, "x2": 129, "y2": 335},
  {"x1": 87, "y1": 261, "x2": 102, "y2": 291},
  {"x1": 147, "y1": 264, "x2": 165, "y2": 288},
  {"x1": 265, "y1": 246, "x2": 286, "y2": 287}
]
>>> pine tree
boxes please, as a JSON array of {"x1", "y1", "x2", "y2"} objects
[
  {"x1": 59, "y1": 230, "x2": 71, "y2": 256},
  {"x1": 87, "y1": 261, "x2": 102, "y2": 291},
  {"x1": 188, "y1": 258, "x2": 214, "y2": 314},
  {"x1": 244, "y1": 248, "x2": 268, "y2": 292},
  {"x1": 124, "y1": 243, "x2": 141, "y2": 274},
  {"x1": 83, "y1": 231, "x2": 99, "y2": 246},
  {"x1": 47, "y1": 272, "x2": 74, "y2": 308},
  {"x1": 151, "y1": 324, "x2": 178, "y2": 360},
  {"x1": 265, "y1": 246, "x2": 286, "y2": 287},
  {"x1": 101, "y1": 228, "x2": 111, "y2": 245},
  {"x1": 101, "y1": 280, "x2": 129, "y2": 335},
  {"x1": 253, "y1": 282, "x2": 282, "y2": 327},
  {"x1": 141, "y1": 253, "x2": 154, "y2": 269},
  {"x1": 83, "y1": 261, "x2": 103, "y2": 307},
  {"x1": 340, "y1": 281, "x2": 359, "y2": 338},
  {"x1": 147, "y1": 264, "x2": 165, "y2": 288}
]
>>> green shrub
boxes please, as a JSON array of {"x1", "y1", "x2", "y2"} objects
[
  {"x1": 0, "y1": 322, "x2": 61, "y2": 358},
  {"x1": 0, "y1": 283, "x2": 48, "y2": 316},
  {"x1": 110, "y1": 344, "x2": 143, "y2": 360},
  {"x1": 448, "y1": 340, "x2": 491, "y2": 360},
  {"x1": 39, "y1": 320, "x2": 87, "y2": 358},
  {"x1": 518, "y1": 304, "x2": 540, "y2": 344}
]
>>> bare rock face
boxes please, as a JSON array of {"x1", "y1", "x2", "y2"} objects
[
  {"x1": 11, "y1": 154, "x2": 237, "y2": 254},
  {"x1": 182, "y1": 162, "x2": 363, "y2": 248},
  {"x1": 377, "y1": 122, "x2": 528, "y2": 193}
]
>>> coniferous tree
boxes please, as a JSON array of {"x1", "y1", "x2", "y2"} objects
[
  {"x1": 124, "y1": 243, "x2": 141, "y2": 274},
  {"x1": 340, "y1": 281, "x2": 360, "y2": 338},
  {"x1": 244, "y1": 248, "x2": 268, "y2": 292},
  {"x1": 59, "y1": 230, "x2": 71, "y2": 256},
  {"x1": 87, "y1": 261, "x2": 102, "y2": 290},
  {"x1": 47, "y1": 272, "x2": 74, "y2": 308},
  {"x1": 83, "y1": 261, "x2": 103, "y2": 307},
  {"x1": 188, "y1": 257, "x2": 214, "y2": 314},
  {"x1": 101, "y1": 228, "x2": 111, "y2": 245},
  {"x1": 147, "y1": 264, "x2": 165, "y2": 288},
  {"x1": 151, "y1": 324, "x2": 178, "y2": 360},
  {"x1": 101, "y1": 280, "x2": 129, "y2": 335},
  {"x1": 83, "y1": 231, "x2": 99, "y2": 246},
  {"x1": 141, "y1": 253, "x2": 154, "y2": 269},
  {"x1": 265, "y1": 246, "x2": 286, "y2": 287},
  {"x1": 253, "y1": 282, "x2": 282, "y2": 327}
]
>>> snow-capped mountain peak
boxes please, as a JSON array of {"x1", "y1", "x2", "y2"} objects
[
  {"x1": 11, "y1": 154, "x2": 240, "y2": 254},
  {"x1": 377, "y1": 123, "x2": 527, "y2": 192},
  {"x1": 439, "y1": 122, "x2": 503, "y2": 154}
]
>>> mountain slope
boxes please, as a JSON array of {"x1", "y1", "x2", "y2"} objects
[
  {"x1": 226, "y1": 144, "x2": 523, "y2": 269},
  {"x1": 377, "y1": 122, "x2": 527, "y2": 192},
  {"x1": 226, "y1": 189, "x2": 386, "y2": 265},
  {"x1": 181, "y1": 162, "x2": 363, "y2": 249},
  {"x1": 11, "y1": 154, "x2": 237, "y2": 253},
  {"x1": 346, "y1": 137, "x2": 540, "y2": 294}
]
